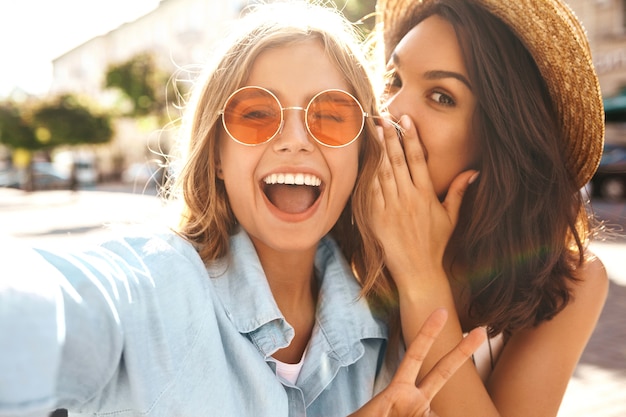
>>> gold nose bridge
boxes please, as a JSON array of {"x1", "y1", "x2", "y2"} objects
[
  {"x1": 277, "y1": 106, "x2": 309, "y2": 138},
  {"x1": 281, "y1": 106, "x2": 307, "y2": 122},
  {"x1": 282, "y1": 106, "x2": 306, "y2": 112}
]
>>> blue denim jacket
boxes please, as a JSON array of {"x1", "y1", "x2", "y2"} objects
[{"x1": 0, "y1": 228, "x2": 388, "y2": 417}]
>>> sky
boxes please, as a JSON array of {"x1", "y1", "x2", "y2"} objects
[{"x1": 0, "y1": 0, "x2": 160, "y2": 97}]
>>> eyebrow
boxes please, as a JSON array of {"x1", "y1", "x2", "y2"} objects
[
  {"x1": 424, "y1": 70, "x2": 472, "y2": 90},
  {"x1": 391, "y1": 52, "x2": 472, "y2": 90}
]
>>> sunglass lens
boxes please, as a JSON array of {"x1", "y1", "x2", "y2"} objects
[
  {"x1": 307, "y1": 90, "x2": 364, "y2": 147},
  {"x1": 223, "y1": 87, "x2": 281, "y2": 145}
]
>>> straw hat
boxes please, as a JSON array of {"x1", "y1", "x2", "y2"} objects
[{"x1": 377, "y1": 0, "x2": 605, "y2": 189}]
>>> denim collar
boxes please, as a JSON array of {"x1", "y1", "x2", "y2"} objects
[{"x1": 209, "y1": 228, "x2": 387, "y2": 363}]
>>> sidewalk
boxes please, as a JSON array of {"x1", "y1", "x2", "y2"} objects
[
  {"x1": 2, "y1": 186, "x2": 625, "y2": 416},
  {"x1": 0, "y1": 185, "x2": 166, "y2": 249},
  {"x1": 557, "y1": 240, "x2": 626, "y2": 417}
]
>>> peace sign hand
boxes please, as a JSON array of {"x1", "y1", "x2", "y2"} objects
[{"x1": 350, "y1": 309, "x2": 486, "y2": 417}]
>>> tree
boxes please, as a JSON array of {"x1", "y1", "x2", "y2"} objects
[
  {"x1": 332, "y1": 0, "x2": 377, "y2": 33},
  {"x1": 105, "y1": 53, "x2": 170, "y2": 117},
  {"x1": 0, "y1": 95, "x2": 113, "y2": 191},
  {"x1": 32, "y1": 95, "x2": 113, "y2": 147},
  {"x1": 0, "y1": 101, "x2": 39, "y2": 151}
]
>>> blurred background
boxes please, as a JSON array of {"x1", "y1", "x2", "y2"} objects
[
  {"x1": 0, "y1": 1, "x2": 624, "y2": 416},
  {"x1": 0, "y1": 0, "x2": 376, "y2": 191},
  {"x1": 0, "y1": 0, "x2": 625, "y2": 199}
]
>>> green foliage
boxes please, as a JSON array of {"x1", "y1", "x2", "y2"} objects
[
  {"x1": 327, "y1": 0, "x2": 377, "y2": 33},
  {"x1": 105, "y1": 53, "x2": 169, "y2": 117},
  {"x1": 0, "y1": 95, "x2": 113, "y2": 152},
  {"x1": 32, "y1": 95, "x2": 113, "y2": 147},
  {"x1": 0, "y1": 102, "x2": 40, "y2": 150}
]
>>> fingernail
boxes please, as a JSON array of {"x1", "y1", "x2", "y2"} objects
[{"x1": 469, "y1": 171, "x2": 480, "y2": 184}]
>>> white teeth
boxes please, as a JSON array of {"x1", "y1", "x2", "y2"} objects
[{"x1": 263, "y1": 173, "x2": 321, "y2": 186}]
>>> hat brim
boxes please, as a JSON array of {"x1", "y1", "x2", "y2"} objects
[{"x1": 377, "y1": 0, "x2": 605, "y2": 189}]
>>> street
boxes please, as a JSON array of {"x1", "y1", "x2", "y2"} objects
[{"x1": 1, "y1": 185, "x2": 625, "y2": 416}]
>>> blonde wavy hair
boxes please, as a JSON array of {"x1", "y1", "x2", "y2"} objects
[{"x1": 168, "y1": 1, "x2": 397, "y2": 318}]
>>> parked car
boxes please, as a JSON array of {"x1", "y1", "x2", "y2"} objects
[
  {"x1": 73, "y1": 160, "x2": 99, "y2": 186},
  {"x1": 0, "y1": 168, "x2": 19, "y2": 188},
  {"x1": 0, "y1": 162, "x2": 71, "y2": 190},
  {"x1": 29, "y1": 162, "x2": 72, "y2": 190},
  {"x1": 121, "y1": 162, "x2": 163, "y2": 186},
  {"x1": 53, "y1": 150, "x2": 99, "y2": 187},
  {"x1": 589, "y1": 143, "x2": 626, "y2": 201}
]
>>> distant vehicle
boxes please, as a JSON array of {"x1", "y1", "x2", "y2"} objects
[
  {"x1": 0, "y1": 168, "x2": 19, "y2": 188},
  {"x1": 53, "y1": 151, "x2": 98, "y2": 187},
  {"x1": 29, "y1": 162, "x2": 71, "y2": 190},
  {"x1": 0, "y1": 162, "x2": 71, "y2": 190},
  {"x1": 589, "y1": 143, "x2": 626, "y2": 201},
  {"x1": 72, "y1": 160, "x2": 99, "y2": 186},
  {"x1": 122, "y1": 162, "x2": 163, "y2": 186}
]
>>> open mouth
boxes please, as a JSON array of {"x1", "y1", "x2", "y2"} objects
[{"x1": 262, "y1": 173, "x2": 323, "y2": 214}]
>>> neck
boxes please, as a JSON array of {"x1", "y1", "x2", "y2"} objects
[
  {"x1": 257, "y1": 246, "x2": 317, "y2": 304},
  {"x1": 252, "y1": 241, "x2": 319, "y2": 363}
]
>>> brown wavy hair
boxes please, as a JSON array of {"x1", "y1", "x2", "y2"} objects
[
  {"x1": 380, "y1": 0, "x2": 593, "y2": 337},
  {"x1": 168, "y1": 2, "x2": 397, "y2": 321}
]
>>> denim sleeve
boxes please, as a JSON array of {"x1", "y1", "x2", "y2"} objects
[{"x1": 0, "y1": 237, "x2": 125, "y2": 417}]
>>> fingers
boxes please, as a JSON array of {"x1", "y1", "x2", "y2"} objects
[
  {"x1": 380, "y1": 115, "x2": 432, "y2": 192},
  {"x1": 395, "y1": 116, "x2": 433, "y2": 194},
  {"x1": 418, "y1": 327, "x2": 487, "y2": 401},
  {"x1": 441, "y1": 170, "x2": 480, "y2": 227},
  {"x1": 391, "y1": 308, "x2": 449, "y2": 386},
  {"x1": 376, "y1": 119, "x2": 401, "y2": 200},
  {"x1": 391, "y1": 307, "x2": 486, "y2": 403}
]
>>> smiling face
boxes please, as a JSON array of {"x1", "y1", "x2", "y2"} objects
[
  {"x1": 384, "y1": 15, "x2": 480, "y2": 198},
  {"x1": 217, "y1": 38, "x2": 360, "y2": 255}
]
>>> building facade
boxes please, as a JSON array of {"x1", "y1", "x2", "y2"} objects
[
  {"x1": 50, "y1": 0, "x2": 251, "y2": 179},
  {"x1": 51, "y1": 0, "x2": 248, "y2": 97},
  {"x1": 568, "y1": 0, "x2": 626, "y2": 144},
  {"x1": 50, "y1": 0, "x2": 626, "y2": 177}
]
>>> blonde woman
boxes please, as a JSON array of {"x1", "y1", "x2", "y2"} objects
[{"x1": 0, "y1": 2, "x2": 484, "y2": 416}]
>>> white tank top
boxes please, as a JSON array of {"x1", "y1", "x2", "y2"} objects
[
  {"x1": 471, "y1": 330, "x2": 505, "y2": 383},
  {"x1": 274, "y1": 348, "x2": 307, "y2": 385}
]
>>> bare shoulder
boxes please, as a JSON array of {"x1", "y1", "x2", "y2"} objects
[
  {"x1": 571, "y1": 250, "x2": 609, "y2": 304},
  {"x1": 487, "y1": 253, "x2": 609, "y2": 416}
]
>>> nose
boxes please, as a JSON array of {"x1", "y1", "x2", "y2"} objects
[{"x1": 272, "y1": 108, "x2": 315, "y2": 152}]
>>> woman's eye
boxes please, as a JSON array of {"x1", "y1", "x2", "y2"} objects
[
  {"x1": 430, "y1": 91, "x2": 455, "y2": 106},
  {"x1": 385, "y1": 71, "x2": 402, "y2": 91},
  {"x1": 242, "y1": 109, "x2": 275, "y2": 121},
  {"x1": 382, "y1": 71, "x2": 402, "y2": 103},
  {"x1": 309, "y1": 112, "x2": 344, "y2": 123}
]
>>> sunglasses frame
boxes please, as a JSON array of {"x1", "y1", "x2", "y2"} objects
[{"x1": 218, "y1": 86, "x2": 369, "y2": 148}]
